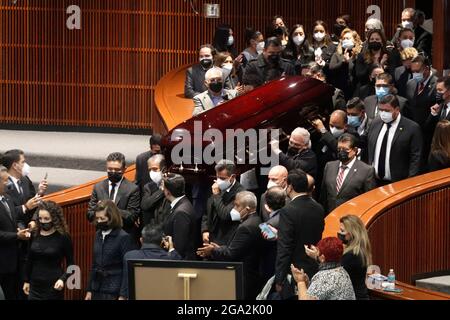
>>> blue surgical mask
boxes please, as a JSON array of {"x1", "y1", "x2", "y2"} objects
[
  {"x1": 348, "y1": 115, "x2": 362, "y2": 128},
  {"x1": 342, "y1": 39, "x2": 355, "y2": 50},
  {"x1": 412, "y1": 72, "x2": 424, "y2": 83},
  {"x1": 376, "y1": 87, "x2": 390, "y2": 100}
]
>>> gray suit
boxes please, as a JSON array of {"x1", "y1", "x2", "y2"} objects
[
  {"x1": 87, "y1": 178, "x2": 141, "y2": 235},
  {"x1": 184, "y1": 64, "x2": 209, "y2": 99},
  {"x1": 320, "y1": 159, "x2": 376, "y2": 214},
  {"x1": 192, "y1": 89, "x2": 238, "y2": 116}
]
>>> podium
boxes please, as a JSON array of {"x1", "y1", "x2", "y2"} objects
[{"x1": 128, "y1": 260, "x2": 243, "y2": 300}]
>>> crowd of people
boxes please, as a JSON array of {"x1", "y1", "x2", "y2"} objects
[{"x1": 1, "y1": 8, "x2": 450, "y2": 301}]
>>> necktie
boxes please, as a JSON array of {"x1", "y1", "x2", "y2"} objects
[
  {"x1": 0, "y1": 197, "x2": 12, "y2": 220},
  {"x1": 336, "y1": 165, "x2": 348, "y2": 193},
  {"x1": 109, "y1": 183, "x2": 116, "y2": 201},
  {"x1": 417, "y1": 82, "x2": 425, "y2": 95},
  {"x1": 17, "y1": 179, "x2": 24, "y2": 195},
  {"x1": 378, "y1": 123, "x2": 392, "y2": 180},
  {"x1": 441, "y1": 104, "x2": 449, "y2": 120}
]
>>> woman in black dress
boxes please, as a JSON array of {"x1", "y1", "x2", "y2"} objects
[
  {"x1": 282, "y1": 24, "x2": 314, "y2": 75},
  {"x1": 305, "y1": 215, "x2": 372, "y2": 300},
  {"x1": 428, "y1": 120, "x2": 450, "y2": 172},
  {"x1": 23, "y1": 201, "x2": 74, "y2": 300}
]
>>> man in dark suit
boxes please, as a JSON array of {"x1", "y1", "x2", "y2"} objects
[
  {"x1": 0, "y1": 166, "x2": 30, "y2": 300},
  {"x1": 364, "y1": 73, "x2": 409, "y2": 120},
  {"x1": 242, "y1": 37, "x2": 295, "y2": 88},
  {"x1": 134, "y1": 134, "x2": 162, "y2": 193},
  {"x1": 201, "y1": 160, "x2": 245, "y2": 246},
  {"x1": 346, "y1": 97, "x2": 371, "y2": 137},
  {"x1": 121, "y1": 225, "x2": 181, "y2": 299},
  {"x1": 404, "y1": 55, "x2": 437, "y2": 129},
  {"x1": 259, "y1": 165, "x2": 289, "y2": 222},
  {"x1": 197, "y1": 191, "x2": 264, "y2": 300},
  {"x1": 320, "y1": 134, "x2": 376, "y2": 214},
  {"x1": 425, "y1": 77, "x2": 450, "y2": 133},
  {"x1": 1, "y1": 149, "x2": 47, "y2": 229},
  {"x1": 275, "y1": 169, "x2": 325, "y2": 295},
  {"x1": 365, "y1": 94, "x2": 423, "y2": 185},
  {"x1": 162, "y1": 174, "x2": 196, "y2": 260},
  {"x1": 413, "y1": 11, "x2": 432, "y2": 61},
  {"x1": 271, "y1": 127, "x2": 318, "y2": 178},
  {"x1": 87, "y1": 152, "x2": 140, "y2": 237},
  {"x1": 184, "y1": 44, "x2": 216, "y2": 98}
]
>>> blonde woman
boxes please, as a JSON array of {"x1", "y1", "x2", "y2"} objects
[
  {"x1": 305, "y1": 215, "x2": 372, "y2": 300},
  {"x1": 329, "y1": 28, "x2": 363, "y2": 99}
]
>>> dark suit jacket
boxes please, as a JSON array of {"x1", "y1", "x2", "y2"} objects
[
  {"x1": 0, "y1": 195, "x2": 20, "y2": 274},
  {"x1": 394, "y1": 66, "x2": 411, "y2": 98},
  {"x1": 201, "y1": 181, "x2": 245, "y2": 245},
  {"x1": 87, "y1": 178, "x2": 141, "y2": 235},
  {"x1": 364, "y1": 95, "x2": 409, "y2": 120},
  {"x1": 279, "y1": 148, "x2": 318, "y2": 178},
  {"x1": 404, "y1": 76, "x2": 437, "y2": 128},
  {"x1": 121, "y1": 244, "x2": 182, "y2": 298},
  {"x1": 424, "y1": 103, "x2": 450, "y2": 133},
  {"x1": 275, "y1": 195, "x2": 325, "y2": 284},
  {"x1": 320, "y1": 160, "x2": 376, "y2": 214},
  {"x1": 414, "y1": 26, "x2": 433, "y2": 60},
  {"x1": 365, "y1": 116, "x2": 423, "y2": 182},
  {"x1": 6, "y1": 176, "x2": 36, "y2": 228},
  {"x1": 212, "y1": 214, "x2": 264, "y2": 300},
  {"x1": 134, "y1": 151, "x2": 153, "y2": 193},
  {"x1": 259, "y1": 192, "x2": 290, "y2": 223},
  {"x1": 163, "y1": 196, "x2": 196, "y2": 260},
  {"x1": 242, "y1": 54, "x2": 295, "y2": 87},
  {"x1": 140, "y1": 181, "x2": 171, "y2": 227},
  {"x1": 184, "y1": 63, "x2": 209, "y2": 99},
  {"x1": 87, "y1": 228, "x2": 134, "y2": 296}
]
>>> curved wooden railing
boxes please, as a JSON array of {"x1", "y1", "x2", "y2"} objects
[
  {"x1": 325, "y1": 168, "x2": 450, "y2": 300},
  {"x1": 154, "y1": 63, "x2": 195, "y2": 131}
]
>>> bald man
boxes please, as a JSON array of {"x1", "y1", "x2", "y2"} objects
[
  {"x1": 259, "y1": 166, "x2": 290, "y2": 222},
  {"x1": 192, "y1": 67, "x2": 238, "y2": 116},
  {"x1": 270, "y1": 128, "x2": 318, "y2": 178}
]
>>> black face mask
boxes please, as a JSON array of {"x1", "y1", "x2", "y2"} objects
[
  {"x1": 337, "y1": 150, "x2": 351, "y2": 163},
  {"x1": 268, "y1": 54, "x2": 280, "y2": 65},
  {"x1": 200, "y1": 58, "x2": 213, "y2": 69},
  {"x1": 368, "y1": 41, "x2": 383, "y2": 51},
  {"x1": 96, "y1": 221, "x2": 110, "y2": 231},
  {"x1": 40, "y1": 222, "x2": 53, "y2": 231},
  {"x1": 337, "y1": 232, "x2": 349, "y2": 245},
  {"x1": 287, "y1": 146, "x2": 300, "y2": 157},
  {"x1": 108, "y1": 172, "x2": 123, "y2": 184},
  {"x1": 436, "y1": 92, "x2": 445, "y2": 105},
  {"x1": 209, "y1": 82, "x2": 223, "y2": 93},
  {"x1": 334, "y1": 24, "x2": 346, "y2": 37}
]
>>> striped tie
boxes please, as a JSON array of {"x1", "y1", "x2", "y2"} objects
[{"x1": 336, "y1": 165, "x2": 348, "y2": 193}]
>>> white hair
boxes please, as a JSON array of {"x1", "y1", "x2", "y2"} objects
[
  {"x1": 402, "y1": 8, "x2": 416, "y2": 17},
  {"x1": 365, "y1": 18, "x2": 385, "y2": 33},
  {"x1": 292, "y1": 127, "x2": 312, "y2": 149},
  {"x1": 205, "y1": 67, "x2": 223, "y2": 81},
  {"x1": 236, "y1": 191, "x2": 257, "y2": 210}
]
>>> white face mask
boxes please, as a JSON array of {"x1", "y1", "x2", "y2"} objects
[
  {"x1": 267, "y1": 180, "x2": 278, "y2": 190},
  {"x1": 402, "y1": 21, "x2": 414, "y2": 29},
  {"x1": 293, "y1": 35, "x2": 305, "y2": 46},
  {"x1": 230, "y1": 208, "x2": 242, "y2": 221},
  {"x1": 21, "y1": 163, "x2": 31, "y2": 177},
  {"x1": 379, "y1": 111, "x2": 394, "y2": 124},
  {"x1": 330, "y1": 127, "x2": 345, "y2": 138},
  {"x1": 342, "y1": 39, "x2": 355, "y2": 50},
  {"x1": 400, "y1": 39, "x2": 414, "y2": 49},
  {"x1": 149, "y1": 171, "x2": 163, "y2": 185},
  {"x1": 222, "y1": 64, "x2": 233, "y2": 71},
  {"x1": 228, "y1": 35, "x2": 234, "y2": 47},
  {"x1": 314, "y1": 32, "x2": 326, "y2": 42},
  {"x1": 217, "y1": 178, "x2": 232, "y2": 191},
  {"x1": 256, "y1": 42, "x2": 265, "y2": 54}
]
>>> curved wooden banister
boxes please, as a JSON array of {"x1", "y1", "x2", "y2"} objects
[
  {"x1": 324, "y1": 168, "x2": 450, "y2": 300},
  {"x1": 154, "y1": 63, "x2": 195, "y2": 131}
]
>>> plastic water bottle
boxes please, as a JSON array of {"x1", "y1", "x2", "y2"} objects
[{"x1": 387, "y1": 269, "x2": 396, "y2": 289}]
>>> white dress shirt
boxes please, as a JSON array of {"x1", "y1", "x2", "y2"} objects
[
  {"x1": 8, "y1": 175, "x2": 22, "y2": 195},
  {"x1": 373, "y1": 114, "x2": 402, "y2": 181},
  {"x1": 170, "y1": 195, "x2": 185, "y2": 210},
  {"x1": 338, "y1": 156, "x2": 357, "y2": 185}
]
